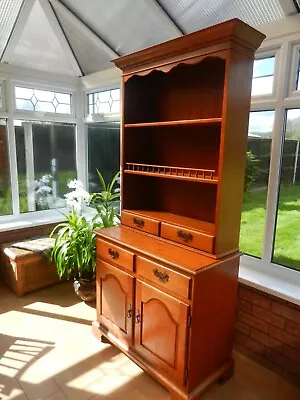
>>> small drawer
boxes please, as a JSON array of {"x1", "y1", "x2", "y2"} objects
[
  {"x1": 121, "y1": 211, "x2": 160, "y2": 236},
  {"x1": 136, "y1": 256, "x2": 191, "y2": 299},
  {"x1": 161, "y1": 222, "x2": 214, "y2": 253},
  {"x1": 97, "y1": 239, "x2": 134, "y2": 271}
]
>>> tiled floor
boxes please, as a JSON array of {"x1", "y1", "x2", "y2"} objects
[{"x1": 0, "y1": 282, "x2": 299, "y2": 400}]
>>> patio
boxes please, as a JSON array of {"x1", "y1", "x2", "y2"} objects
[{"x1": 0, "y1": 282, "x2": 299, "y2": 400}]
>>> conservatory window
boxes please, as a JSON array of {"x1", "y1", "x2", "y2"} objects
[
  {"x1": 297, "y1": 52, "x2": 300, "y2": 91},
  {"x1": 14, "y1": 120, "x2": 77, "y2": 213},
  {"x1": 15, "y1": 86, "x2": 72, "y2": 114},
  {"x1": 251, "y1": 56, "x2": 275, "y2": 96},
  {"x1": 88, "y1": 89, "x2": 120, "y2": 116},
  {"x1": 88, "y1": 122, "x2": 120, "y2": 192},
  {"x1": 0, "y1": 120, "x2": 12, "y2": 216},
  {"x1": 272, "y1": 109, "x2": 300, "y2": 271},
  {"x1": 239, "y1": 110, "x2": 275, "y2": 258},
  {"x1": 0, "y1": 85, "x2": 3, "y2": 109}
]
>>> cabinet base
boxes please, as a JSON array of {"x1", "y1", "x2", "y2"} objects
[
  {"x1": 100, "y1": 334, "x2": 111, "y2": 344},
  {"x1": 92, "y1": 321, "x2": 234, "y2": 400}
]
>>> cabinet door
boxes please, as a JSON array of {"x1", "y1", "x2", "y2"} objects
[
  {"x1": 97, "y1": 260, "x2": 134, "y2": 345},
  {"x1": 134, "y1": 280, "x2": 189, "y2": 385}
]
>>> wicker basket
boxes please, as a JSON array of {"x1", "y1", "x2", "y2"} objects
[{"x1": 2, "y1": 242, "x2": 61, "y2": 297}]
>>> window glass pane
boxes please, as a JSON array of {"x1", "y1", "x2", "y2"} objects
[
  {"x1": 55, "y1": 92, "x2": 71, "y2": 104},
  {"x1": 0, "y1": 120, "x2": 12, "y2": 216},
  {"x1": 15, "y1": 87, "x2": 33, "y2": 99},
  {"x1": 15, "y1": 121, "x2": 77, "y2": 213},
  {"x1": 240, "y1": 110, "x2": 275, "y2": 258},
  {"x1": 15, "y1": 86, "x2": 72, "y2": 114},
  {"x1": 251, "y1": 76, "x2": 273, "y2": 96},
  {"x1": 98, "y1": 103, "x2": 111, "y2": 114},
  {"x1": 272, "y1": 109, "x2": 300, "y2": 271},
  {"x1": 253, "y1": 57, "x2": 275, "y2": 78},
  {"x1": 56, "y1": 104, "x2": 71, "y2": 114},
  {"x1": 251, "y1": 56, "x2": 275, "y2": 96},
  {"x1": 88, "y1": 122, "x2": 120, "y2": 193},
  {"x1": 35, "y1": 101, "x2": 55, "y2": 113},
  {"x1": 16, "y1": 99, "x2": 34, "y2": 111},
  {"x1": 34, "y1": 89, "x2": 54, "y2": 102},
  {"x1": 88, "y1": 89, "x2": 121, "y2": 116}
]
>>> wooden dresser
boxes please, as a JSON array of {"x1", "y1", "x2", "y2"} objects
[{"x1": 93, "y1": 19, "x2": 265, "y2": 400}]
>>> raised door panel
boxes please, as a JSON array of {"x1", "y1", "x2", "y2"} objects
[
  {"x1": 97, "y1": 260, "x2": 134, "y2": 345},
  {"x1": 134, "y1": 280, "x2": 189, "y2": 385}
]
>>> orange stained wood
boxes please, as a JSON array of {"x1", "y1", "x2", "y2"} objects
[
  {"x1": 124, "y1": 118, "x2": 222, "y2": 128},
  {"x1": 135, "y1": 280, "x2": 189, "y2": 385},
  {"x1": 121, "y1": 210, "x2": 160, "y2": 236},
  {"x1": 96, "y1": 239, "x2": 134, "y2": 271},
  {"x1": 161, "y1": 222, "x2": 214, "y2": 253},
  {"x1": 94, "y1": 18, "x2": 266, "y2": 400},
  {"x1": 97, "y1": 260, "x2": 134, "y2": 345},
  {"x1": 122, "y1": 210, "x2": 215, "y2": 234},
  {"x1": 136, "y1": 256, "x2": 192, "y2": 299},
  {"x1": 95, "y1": 226, "x2": 217, "y2": 274}
]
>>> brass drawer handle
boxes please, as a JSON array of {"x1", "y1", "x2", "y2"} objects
[
  {"x1": 153, "y1": 268, "x2": 169, "y2": 283},
  {"x1": 133, "y1": 217, "x2": 145, "y2": 228},
  {"x1": 108, "y1": 248, "x2": 119, "y2": 260},
  {"x1": 177, "y1": 230, "x2": 193, "y2": 243},
  {"x1": 127, "y1": 304, "x2": 132, "y2": 319},
  {"x1": 136, "y1": 309, "x2": 141, "y2": 324}
]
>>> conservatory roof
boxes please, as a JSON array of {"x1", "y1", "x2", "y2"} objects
[{"x1": 0, "y1": 0, "x2": 298, "y2": 77}]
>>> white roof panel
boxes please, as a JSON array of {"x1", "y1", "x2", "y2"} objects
[
  {"x1": 8, "y1": 0, "x2": 75, "y2": 76},
  {"x1": 158, "y1": 0, "x2": 287, "y2": 33},
  {"x1": 52, "y1": 1, "x2": 114, "y2": 75},
  {"x1": 0, "y1": 0, "x2": 23, "y2": 57},
  {"x1": 60, "y1": 0, "x2": 179, "y2": 55}
]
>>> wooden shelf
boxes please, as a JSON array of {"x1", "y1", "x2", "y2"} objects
[
  {"x1": 123, "y1": 210, "x2": 215, "y2": 234},
  {"x1": 124, "y1": 118, "x2": 222, "y2": 128},
  {"x1": 124, "y1": 163, "x2": 218, "y2": 184}
]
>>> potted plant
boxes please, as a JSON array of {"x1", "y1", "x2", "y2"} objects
[
  {"x1": 50, "y1": 171, "x2": 120, "y2": 302},
  {"x1": 51, "y1": 209, "x2": 97, "y2": 301}
]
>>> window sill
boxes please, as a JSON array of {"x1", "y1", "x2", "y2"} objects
[
  {"x1": 239, "y1": 255, "x2": 300, "y2": 306},
  {"x1": 0, "y1": 207, "x2": 96, "y2": 233}
]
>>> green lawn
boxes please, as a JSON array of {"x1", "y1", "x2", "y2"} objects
[
  {"x1": 240, "y1": 185, "x2": 300, "y2": 271},
  {"x1": 0, "y1": 171, "x2": 76, "y2": 214}
]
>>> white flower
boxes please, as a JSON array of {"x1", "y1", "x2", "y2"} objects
[
  {"x1": 40, "y1": 174, "x2": 52, "y2": 184},
  {"x1": 67, "y1": 179, "x2": 83, "y2": 190}
]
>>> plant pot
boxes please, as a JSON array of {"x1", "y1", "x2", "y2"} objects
[{"x1": 73, "y1": 277, "x2": 96, "y2": 302}]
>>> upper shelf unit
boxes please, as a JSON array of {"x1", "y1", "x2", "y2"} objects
[{"x1": 124, "y1": 58, "x2": 226, "y2": 124}]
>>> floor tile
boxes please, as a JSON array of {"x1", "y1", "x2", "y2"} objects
[{"x1": 1, "y1": 282, "x2": 300, "y2": 400}]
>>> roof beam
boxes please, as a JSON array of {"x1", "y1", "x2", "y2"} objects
[
  {"x1": 291, "y1": 0, "x2": 300, "y2": 13},
  {"x1": 39, "y1": 0, "x2": 82, "y2": 77},
  {"x1": 145, "y1": 0, "x2": 183, "y2": 36},
  {"x1": 1, "y1": 0, "x2": 35, "y2": 62},
  {"x1": 49, "y1": 0, "x2": 119, "y2": 59},
  {"x1": 278, "y1": 0, "x2": 299, "y2": 15}
]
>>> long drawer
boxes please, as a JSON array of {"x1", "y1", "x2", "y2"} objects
[
  {"x1": 161, "y1": 222, "x2": 214, "y2": 253},
  {"x1": 97, "y1": 239, "x2": 134, "y2": 271},
  {"x1": 136, "y1": 256, "x2": 191, "y2": 299},
  {"x1": 121, "y1": 211, "x2": 160, "y2": 236}
]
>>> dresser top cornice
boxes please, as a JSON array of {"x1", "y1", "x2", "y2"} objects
[{"x1": 113, "y1": 18, "x2": 265, "y2": 73}]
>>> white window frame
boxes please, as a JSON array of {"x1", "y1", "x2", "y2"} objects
[
  {"x1": 85, "y1": 85, "x2": 121, "y2": 123},
  {"x1": 240, "y1": 37, "x2": 300, "y2": 304},
  {"x1": 13, "y1": 81, "x2": 76, "y2": 121},
  {"x1": 0, "y1": 70, "x2": 87, "y2": 224},
  {"x1": 0, "y1": 79, "x2": 6, "y2": 112},
  {"x1": 287, "y1": 42, "x2": 300, "y2": 98},
  {"x1": 251, "y1": 48, "x2": 279, "y2": 102}
]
